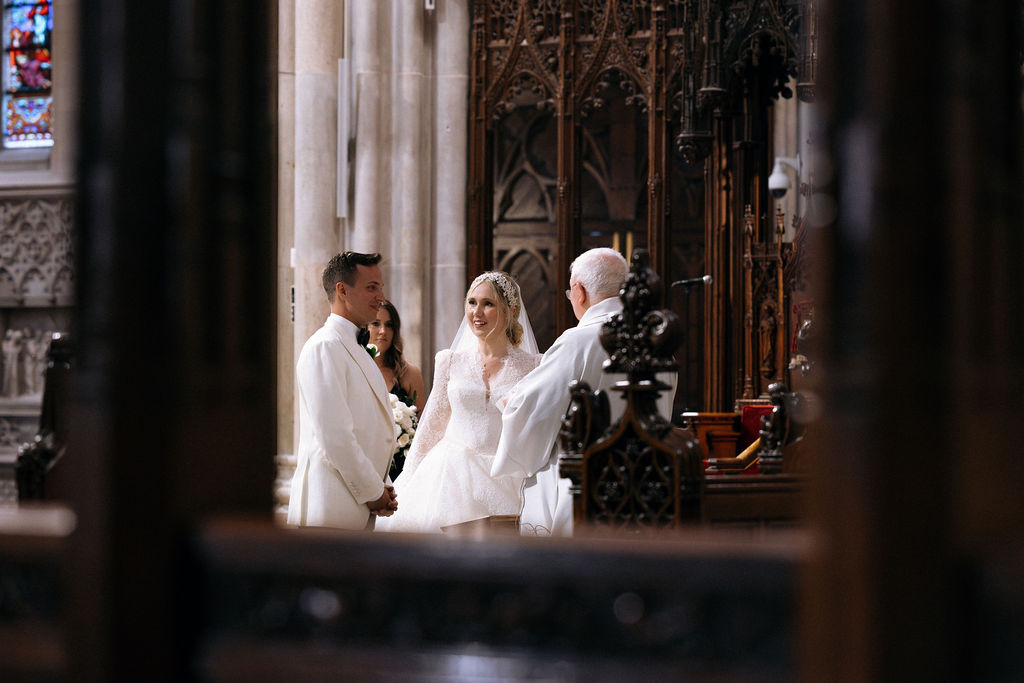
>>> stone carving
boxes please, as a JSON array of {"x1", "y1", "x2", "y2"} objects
[
  {"x1": 1, "y1": 327, "x2": 54, "y2": 398},
  {"x1": 0, "y1": 197, "x2": 75, "y2": 306}
]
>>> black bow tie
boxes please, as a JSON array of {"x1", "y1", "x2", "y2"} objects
[{"x1": 356, "y1": 328, "x2": 370, "y2": 346}]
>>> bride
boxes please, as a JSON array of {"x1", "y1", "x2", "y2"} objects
[{"x1": 377, "y1": 271, "x2": 540, "y2": 533}]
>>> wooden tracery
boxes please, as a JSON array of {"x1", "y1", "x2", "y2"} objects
[{"x1": 470, "y1": 0, "x2": 816, "y2": 410}]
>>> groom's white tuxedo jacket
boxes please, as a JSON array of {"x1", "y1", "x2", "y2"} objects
[{"x1": 288, "y1": 313, "x2": 395, "y2": 530}]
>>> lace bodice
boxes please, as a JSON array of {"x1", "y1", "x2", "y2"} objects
[{"x1": 400, "y1": 345, "x2": 541, "y2": 477}]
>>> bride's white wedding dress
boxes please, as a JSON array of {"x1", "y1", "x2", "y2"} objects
[{"x1": 377, "y1": 345, "x2": 541, "y2": 533}]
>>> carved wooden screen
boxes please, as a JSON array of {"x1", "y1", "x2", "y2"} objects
[{"x1": 469, "y1": 0, "x2": 813, "y2": 412}]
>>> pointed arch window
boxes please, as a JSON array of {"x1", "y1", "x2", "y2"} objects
[{"x1": 3, "y1": 0, "x2": 53, "y2": 149}]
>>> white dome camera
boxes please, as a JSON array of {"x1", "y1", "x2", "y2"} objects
[{"x1": 768, "y1": 158, "x2": 791, "y2": 199}]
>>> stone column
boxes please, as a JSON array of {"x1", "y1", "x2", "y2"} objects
[
  {"x1": 771, "y1": 94, "x2": 799, "y2": 239},
  {"x1": 275, "y1": 0, "x2": 297, "y2": 516},
  {"x1": 430, "y1": 0, "x2": 470, "y2": 359},
  {"x1": 293, "y1": 1, "x2": 468, "y2": 383},
  {"x1": 346, "y1": 1, "x2": 470, "y2": 376},
  {"x1": 350, "y1": 0, "x2": 387, "y2": 253},
  {"x1": 292, "y1": 0, "x2": 344, "y2": 455},
  {"x1": 772, "y1": 95, "x2": 823, "y2": 241},
  {"x1": 386, "y1": 3, "x2": 428, "y2": 369}
]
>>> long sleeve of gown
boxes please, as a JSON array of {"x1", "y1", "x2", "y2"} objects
[
  {"x1": 490, "y1": 334, "x2": 587, "y2": 479},
  {"x1": 396, "y1": 349, "x2": 452, "y2": 481}
]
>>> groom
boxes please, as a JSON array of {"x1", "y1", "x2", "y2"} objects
[
  {"x1": 491, "y1": 248, "x2": 676, "y2": 536},
  {"x1": 287, "y1": 251, "x2": 398, "y2": 530}
]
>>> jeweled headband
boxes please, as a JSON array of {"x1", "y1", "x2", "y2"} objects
[{"x1": 470, "y1": 271, "x2": 520, "y2": 311}]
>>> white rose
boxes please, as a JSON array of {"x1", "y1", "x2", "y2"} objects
[{"x1": 397, "y1": 433, "x2": 410, "y2": 448}]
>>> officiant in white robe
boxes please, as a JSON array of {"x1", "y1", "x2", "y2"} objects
[{"x1": 491, "y1": 248, "x2": 677, "y2": 536}]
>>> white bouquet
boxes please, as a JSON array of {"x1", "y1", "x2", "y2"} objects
[{"x1": 389, "y1": 392, "x2": 417, "y2": 479}]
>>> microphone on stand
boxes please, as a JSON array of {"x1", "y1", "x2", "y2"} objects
[
  {"x1": 671, "y1": 274, "x2": 712, "y2": 288},
  {"x1": 671, "y1": 275, "x2": 712, "y2": 413}
]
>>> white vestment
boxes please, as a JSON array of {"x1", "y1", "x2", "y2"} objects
[
  {"x1": 287, "y1": 313, "x2": 396, "y2": 530},
  {"x1": 491, "y1": 297, "x2": 677, "y2": 536}
]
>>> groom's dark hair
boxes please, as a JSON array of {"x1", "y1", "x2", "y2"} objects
[{"x1": 322, "y1": 251, "x2": 382, "y2": 300}]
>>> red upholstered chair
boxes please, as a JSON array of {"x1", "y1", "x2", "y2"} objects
[
  {"x1": 684, "y1": 404, "x2": 773, "y2": 474},
  {"x1": 731, "y1": 404, "x2": 774, "y2": 473}
]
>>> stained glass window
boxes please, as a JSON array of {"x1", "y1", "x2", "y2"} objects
[{"x1": 3, "y1": 0, "x2": 53, "y2": 149}]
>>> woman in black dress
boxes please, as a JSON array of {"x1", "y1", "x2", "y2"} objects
[{"x1": 368, "y1": 301, "x2": 427, "y2": 479}]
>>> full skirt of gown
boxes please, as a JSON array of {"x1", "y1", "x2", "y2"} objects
[{"x1": 377, "y1": 345, "x2": 540, "y2": 534}]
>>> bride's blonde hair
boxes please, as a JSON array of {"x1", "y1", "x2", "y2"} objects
[{"x1": 467, "y1": 271, "x2": 523, "y2": 346}]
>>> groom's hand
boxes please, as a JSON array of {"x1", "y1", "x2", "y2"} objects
[{"x1": 367, "y1": 485, "x2": 398, "y2": 516}]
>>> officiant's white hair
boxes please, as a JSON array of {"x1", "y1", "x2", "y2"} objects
[{"x1": 571, "y1": 247, "x2": 627, "y2": 300}]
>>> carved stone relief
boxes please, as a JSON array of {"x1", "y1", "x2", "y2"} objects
[
  {"x1": 1, "y1": 327, "x2": 54, "y2": 398},
  {"x1": 0, "y1": 195, "x2": 74, "y2": 478},
  {"x1": 0, "y1": 197, "x2": 74, "y2": 308}
]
